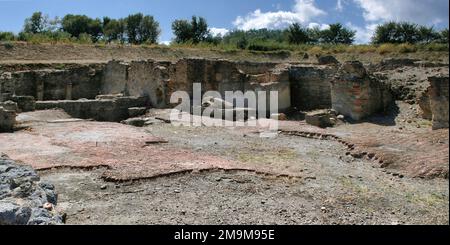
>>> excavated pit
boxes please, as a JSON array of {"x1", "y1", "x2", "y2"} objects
[{"x1": 1, "y1": 57, "x2": 449, "y2": 225}]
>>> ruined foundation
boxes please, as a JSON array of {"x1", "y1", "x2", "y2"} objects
[
  {"x1": 0, "y1": 58, "x2": 339, "y2": 118},
  {"x1": 0, "y1": 106, "x2": 16, "y2": 132},
  {"x1": 1, "y1": 52, "x2": 449, "y2": 225},
  {"x1": 419, "y1": 76, "x2": 449, "y2": 130},
  {"x1": 1, "y1": 57, "x2": 448, "y2": 129},
  {"x1": 331, "y1": 61, "x2": 392, "y2": 121},
  {"x1": 35, "y1": 96, "x2": 147, "y2": 122}
]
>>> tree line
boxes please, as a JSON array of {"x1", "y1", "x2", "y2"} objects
[
  {"x1": 0, "y1": 12, "x2": 448, "y2": 48},
  {"x1": 1, "y1": 12, "x2": 160, "y2": 44}
]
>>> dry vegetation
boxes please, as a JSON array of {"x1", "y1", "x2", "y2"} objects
[{"x1": 1, "y1": 41, "x2": 448, "y2": 64}]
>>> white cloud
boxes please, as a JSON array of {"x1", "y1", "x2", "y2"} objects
[
  {"x1": 353, "y1": 0, "x2": 449, "y2": 26},
  {"x1": 159, "y1": 40, "x2": 171, "y2": 46},
  {"x1": 233, "y1": 0, "x2": 326, "y2": 30},
  {"x1": 308, "y1": 22, "x2": 330, "y2": 30},
  {"x1": 209, "y1": 27, "x2": 229, "y2": 37},
  {"x1": 346, "y1": 22, "x2": 377, "y2": 44},
  {"x1": 335, "y1": 0, "x2": 344, "y2": 12}
]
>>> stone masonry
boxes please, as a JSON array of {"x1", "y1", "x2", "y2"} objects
[{"x1": 331, "y1": 61, "x2": 392, "y2": 121}]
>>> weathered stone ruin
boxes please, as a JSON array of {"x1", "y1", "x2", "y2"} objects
[
  {"x1": 331, "y1": 61, "x2": 392, "y2": 121},
  {"x1": 35, "y1": 95, "x2": 147, "y2": 122},
  {"x1": 0, "y1": 106, "x2": 16, "y2": 132},
  {"x1": 0, "y1": 154, "x2": 63, "y2": 225},
  {"x1": 290, "y1": 65, "x2": 335, "y2": 110},
  {"x1": 1, "y1": 57, "x2": 448, "y2": 130},
  {"x1": 0, "y1": 100, "x2": 18, "y2": 112},
  {"x1": 0, "y1": 58, "x2": 337, "y2": 122},
  {"x1": 317, "y1": 55, "x2": 340, "y2": 66},
  {"x1": 10, "y1": 95, "x2": 36, "y2": 112},
  {"x1": 418, "y1": 76, "x2": 449, "y2": 130},
  {"x1": 305, "y1": 109, "x2": 339, "y2": 128}
]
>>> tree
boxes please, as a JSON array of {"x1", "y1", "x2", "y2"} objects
[
  {"x1": 104, "y1": 19, "x2": 126, "y2": 43},
  {"x1": 372, "y1": 21, "x2": 442, "y2": 44},
  {"x1": 171, "y1": 16, "x2": 210, "y2": 44},
  {"x1": 418, "y1": 26, "x2": 439, "y2": 44},
  {"x1": 372, "y1": 22, "x2": 398, "y2": 44},
  {"x1": 287, "y1": 23, "x2": 309, "y2": 44},
  {"x1": 23, "y1": 12, "x2": 49, "y2": 34},
  {"x1": 102, "y1": 17, "x2": 112, "y2": 30},
  {"x1": 438, "y1": 28, "x2": 449, "y2": 44},
  {"x1": 320, "y1": 23, "x2": 355, "y2": 44},
  {"x1": 88, "y1": 18, "x2": 103, "y2": 42},
  {"x1": 140, "y1": 15, "x2": 161, "y2": 44},
  {"x1": 172, "y1": 20, "x2": 192, "y2": 43},
  {"x1": 125, "y1": 13, "x2": 160, "y2": 44},
  {"x1": 0, "y1": 32, "x2": 16, "y2": 41},
  {"x1": 397, "y1": 22, "x2": 419, "y2": 43},
  {"x1": 191, "y1": 16, "x2": 209, "y2": 43},
  {"x1": 61, "y1": 14, "x2": 93, "y2": 38},
  {"x1": 125, "y1": 13, "x2": 142, "y2": 44},
  {"x1": 204, "y1": 33, "x2": 222, "y2": 46},
  {"x1": 61, "y1": 15, "x2": 105, "y2": 41},
  {"x1": 306, "y1": 27, "x2": 322, "y2": 44},
  {"x1": 236, "y1": 35, "x2": 248, "y2": 49}
]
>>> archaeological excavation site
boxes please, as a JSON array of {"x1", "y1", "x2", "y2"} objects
[{"x1": 0, "y1": 43, "x2": 448, "y2": 225}]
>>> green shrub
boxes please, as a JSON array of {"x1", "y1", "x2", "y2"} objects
[
  {"x1": 27, "y1": 33, "x2": 53, "y2": 44},
  {"x1": 0, "y1": 32, "x2": 16, "y2": 41},
  {"x1": 2, "y1": 42, "x2": 14, "y2": 50},
  {"x1": 76, "y1": 33, "x2": 93, "y2": 44},
  {"x1": 236, "y1": 36, "x2": 248, "y2": 50},
  {"x1": 247, "y1": 40, "x2": 291, "y2": 52},
  {"x1": 51, "y1": 31, "x2": 74, "y2": 43}
]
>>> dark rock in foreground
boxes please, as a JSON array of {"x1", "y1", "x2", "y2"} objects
[{"x1": 0, "y1": 154, "x2": 63, "y2": 225}]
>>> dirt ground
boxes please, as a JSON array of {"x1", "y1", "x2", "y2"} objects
[
  {"x1": 0, "y1": 106, "x2": 448, "y2": 225},
  {"x1": 1, "y1": 42, "x2": 448, "y2": 64}
]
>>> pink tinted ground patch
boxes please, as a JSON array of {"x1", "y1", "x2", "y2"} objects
[
  {"x1": 278, "y1": 118, "x2": 449, "y2": 179},
  {"x1": 0, "y1": 115, "x2": 300, "y2": 181}
]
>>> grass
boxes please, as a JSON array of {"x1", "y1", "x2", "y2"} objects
[
  {"x1": 1, "y1": 40, "x2": 448, "y2": 63},
  {"x1": 169, "y1": 40, "x2": 449, "y2": 56},
  {"x1": 2, "y1": 38, "x2": 448, "y2": 56},
  {"x1": 377, "y1": 44, "x2": 397, "y2": 54},
  {"x1": 337, "y1": 176, "x2": 375, "y2": 206},
  {"x1": 397, "y1": 43, "x2": 418, "y2": 53},
  {"x1": 405, "y1": 191, "x2": 448, "y2": 207}
]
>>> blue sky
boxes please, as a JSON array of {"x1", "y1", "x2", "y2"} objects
[{"x1": 0, "y1": 0, "x2": 448, "y2": 43}]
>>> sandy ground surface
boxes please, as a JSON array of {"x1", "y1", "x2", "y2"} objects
[
  {"x1": 0, "y1": 107, "x2": 448, "y2": 225},
  {"x1": 1, "y1": 42, "x2": 448, "y2": 64}
]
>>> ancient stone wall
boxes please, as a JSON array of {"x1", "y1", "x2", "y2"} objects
[
  {"x1": 35, "y1": 96, "x2": 147, "y2": 122},
  {"x1": 289, "y1": 65, "x2": 335, "y2": 110},
  {"x1": 1, "y1": 58, "x2": 350, "y2": 115},
  {"x1": 331, "y1": 61, "x2": 392, "y2": 121},
  {"x1": 0, "y1": 65, "x2": 104, "y2": 102},
  {"x1": 246, "y1": 67, "x2": 291, "y2": 113},
  {"x1": 101, "y1": 58, "x2": 290, "y2": 112},
  {"x1": 0, "y1": 106, "x2": 16, "y2": 132},
  {"x1": 101, "y1": 60, "x2": 129, "y2": 95},
  {"x1": 127, "y1": 60, "x2": 170, "y2": 108},
  {"x1": 235, "y1": 61, "x2": 278, "y2": 75},
  {"x1": 419, "y1": 76, "x2": 449, "y2": 130}
]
